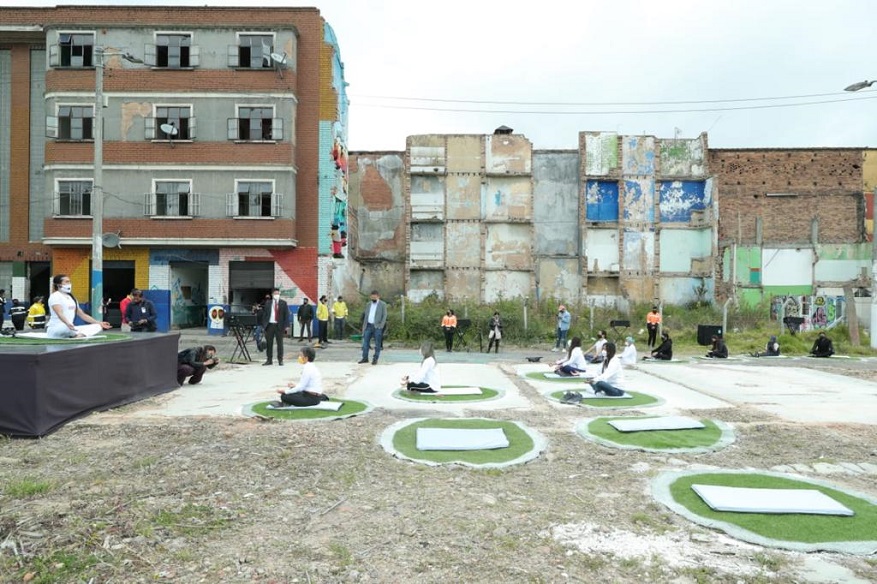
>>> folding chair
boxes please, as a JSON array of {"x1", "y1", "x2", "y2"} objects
[
  {"x1": 609, "y1": 319, "x2": 630, "y2": 343},
  {"x1": 455, "y1": 319, "x2": 472, "y2": 352}
]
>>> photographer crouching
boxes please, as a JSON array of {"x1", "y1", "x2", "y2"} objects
[{"x1": 177, "y1": 344, "x2": 219, "y2": 386}]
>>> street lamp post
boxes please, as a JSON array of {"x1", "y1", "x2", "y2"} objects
[
  {"x1": 844, "y1": 78, "x2": 877, "y2": 348},
  {"x1": 91, "y1": 47, "x2": 141, "y2": 317}
]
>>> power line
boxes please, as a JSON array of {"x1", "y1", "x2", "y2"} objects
[
  {"x1": 350, "y1": 94, "x2": 877, "y2": 115},
  {"x1": 351, "y1": 89, "x2": 874, "y2": 107}
]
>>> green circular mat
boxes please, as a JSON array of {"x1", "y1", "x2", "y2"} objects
[
  {"x1": 246, "y1": 400, "x2": 370, "y2": 421},
  {"x1": 393, "y1": 386, "x2": 501, "y2": 403},
  {"x1": 577, "y1": 417, "x2": 734, "y2": 453},
  {"x1": 653, "y1": 470, "x2": 877, "y2": 554},
  {"x1": 548, "y1": 390, "x2": 660, "y2": 408},
  {"x1": 381, "y1": 418, "x2": 546, "y2": 468}
]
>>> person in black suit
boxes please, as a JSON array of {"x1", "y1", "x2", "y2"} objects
[{"x1": 259, "y1": 287, "x2": 289, "y2": 366}]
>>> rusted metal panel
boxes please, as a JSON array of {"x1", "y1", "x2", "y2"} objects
[
  {"x1": 584, "y1": 229, "x2": 619, "y2": 272},
  {"x1": 486, "y1": 135, "x2": 532, "y2": 174},
  {"x1": 485, "y1": 223, "x2": 532, "y2": 270},
  {"x1": 446, "y1": 135, "x2": 483, "y2": 173},
  {"x1": 537, "y1": 258, "x2": 582, "y2": 301},
  {"x1": 446, "y1": 174, "x2": 481, "y2": 220},
  {"x1": 622, "y1": 230, "x2": 655, "y2": 272},
  {"x1": 445, "y1": 269, "x2": 481, "y2": 301},
  {"x1": 660, "y1": 135, "x2": 706, "y2": 177},
  {"x1": 484, "y1": 271, "x2": 531, "y2": 302},
  {"x1": 484, "y1": 177, "x2": 532, "y2": 221},
  {"x1": 410, "y1": 174, "x2": 444, "y2": 220},
  {"x1": 623, "y1": 178, "x2": 655, "y2": 223},
  {"x1": 622, "y1": 135, "x2": 655, "y2": 176},
  {"x1": 584, "y1": 132, "x2": 619, "y2": 176},
  {"x1": 446, "y1": 221, "x2": 482, "y2": 268},
  {"x1": 408, "y1": 269, "x2": 444, "y2": 302}
]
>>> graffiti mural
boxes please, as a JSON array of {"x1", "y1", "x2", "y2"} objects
[{"x1": 770, "y1": 295, "x2": 845, "y2": 331}]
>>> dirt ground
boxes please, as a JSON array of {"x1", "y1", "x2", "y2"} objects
[{"x1": 2, "y1": 358, "x2": 877, "y2": 583}]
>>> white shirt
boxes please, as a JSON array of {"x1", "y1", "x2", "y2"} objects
[
  {"x1": 588, "y1": 338, "x2": 607, "y2": 356},
  {"x1": 561, "y1": 347, "x2": 588, "y2": 370},
  {"x1": 285, "y1": 361, "x2": 323, "y2": 395},
  {"x1": 46, "y1": 291, "x2": 77, "y2": 337},
  {"x1": 592, "y1": 356, "x2": 624, "y2": 387},
  {"x1": 410, "y1": 356, "x2": 441, "y2": 391},
  {"x1": 620, "y1": 343, "x2": 638, "y2": 365},
  {"x1": 367, "y1": 301, "x2": 378, "y2": 325}
]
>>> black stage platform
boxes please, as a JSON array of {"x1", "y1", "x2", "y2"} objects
[{"x1": 0, "y1": 332, "x2": 180, "y2": 437}]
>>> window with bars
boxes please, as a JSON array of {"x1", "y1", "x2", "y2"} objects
[
  {"x1": 232, "y1": 34, "x2": 273, "y2": 69},
  {"x1": 228, "y1": 107, "x2": 282, "y2": 141},
  {"x1": 229, "y1": 182, "x2": 281, "y2": 217},
  {"x1": 146, "y1": 181, "x2": 198, "y2": 217},
  {"x1": 48, "y1": 105, "x2": 94, "y2": 140},
  {"x1": 51, "y1": 33, "x2": 95, "y2": 67},
  {"x1": 145, "y1": 106, "x2": 194, "y2": 140},
  {"x1": 149, "y1": 34, "x2": 196, "y2": 68},
  {"x1": 55, "y1": 180, "x2": 92, "y2": 216}
]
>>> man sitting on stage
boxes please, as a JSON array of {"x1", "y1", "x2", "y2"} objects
[{"x1": 177, "y1": 345, "x2": 219, "y2": 386}]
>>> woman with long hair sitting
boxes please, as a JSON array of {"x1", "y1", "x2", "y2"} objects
[
  {"x1": 587, "y1": 342, "x2": 626, "y2": 397},
  {"x1": 554, "y1": 336, "x2": 589, "y2": 376},
  {"x1": 401, "y1": 341, "x2": 442, "y2": 393}
]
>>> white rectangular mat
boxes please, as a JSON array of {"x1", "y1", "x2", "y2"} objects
[
  {"x1": 269, "y1": 400, "x2": 343, "y2": 411},
  {"x1": 17, "y1": 328, "x2": 107, "y2": 340},
  {"x1": 437, "y1": 386, "x2": 483, "y2": 396},
  {"x1": 416, "y1": 427, "x2": 509, "y2": 451},
  {"x1": 608, "y1": 416, "x2": 704, "y2": 432},
  {"x1": 582, "y1": 391, "x2": 632, "y2": 399},
  {"x1": 691, "y1": 484, "x2": 854, "y2": 516}
]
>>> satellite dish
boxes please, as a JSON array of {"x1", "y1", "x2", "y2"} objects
[
  {"x1": 271, "y1": 52, "x2": 287, "y2": 78},
  {"x1": 102, "y1": 232, "x2": 121, "y2": 249},
  {"x1": 160, "y1": 123, "x2": 178, "y2": 137}
]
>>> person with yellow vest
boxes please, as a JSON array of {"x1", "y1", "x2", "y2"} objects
[
  {"x1": 441, "y1": 309, "x2": 457, "y2": 352},
  {"x1": 331, "y1": 295, "x2": 348, "y2": 340},
  {"x1": 314, "y1": 295, "x2": 330, "y2": 348}
]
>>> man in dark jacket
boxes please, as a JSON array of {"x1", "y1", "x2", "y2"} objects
[
  {"x1": 259, "y1": 287, "x2": 289, "y2": 366},
  {"x1": 124, "y1": 289, "x2": 158, "y2": 332},
  {"x1": 177, "y1": 345, "x2": 219, "y2": 385},
  {"x1": 810, "y1": 332, "x2": 834, "y2": 358},
  {"x1": 297, "y1": 297, "x2": 314, "y2": 343}
]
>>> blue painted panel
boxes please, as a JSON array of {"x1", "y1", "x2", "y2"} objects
[
  {"x1": 623, "y1": 179, "x2": 655, "y2": 223},
  {"x1": 143, "y1": 289, "x2": 171, "y2": 333},
  {"x1": 585, "y1": 180, "x2": 619, "y2": 222},
  {"x1": 659, "y1": 180, "x2": 707, "y2": 223}
]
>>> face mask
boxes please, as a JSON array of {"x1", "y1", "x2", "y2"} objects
[
  {"x1": 372, "y1": 299, "x2": 378, "y2": 303},
  {"x1": 60, "y1": 284, "x2": 72, "y2": 293},
  {"x1": 273, "y1": 294, "x2": 280, "y2": 300}
]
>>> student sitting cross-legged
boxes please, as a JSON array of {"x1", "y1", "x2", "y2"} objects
[
  {"x1": 554, "y1": 336, "x2": 589, "y2": 376},
  {"x1": 401, "y1": 341, "x2": 442, "y2": 393},
  {"x1": 270, "y1": 346, "x2": 329, "y2": 407},
  {"x1": 587, "y1": 342, "x2": 626, "y2": 397}
]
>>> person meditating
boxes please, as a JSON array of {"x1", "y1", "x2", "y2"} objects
[
  {"x1": 46, "y1": 274, "x2": 111, "y2": 338},
  {"x1": 643, "y1": 331, "x2": 673, "y2": 360},
  {"x1": 810, "y1": 332, "x2": 834, "y2": 358},
  {"x1": 402, "y1": 342, "x2": 441, "y2": 393},
  {"x1": 752, "y1": 335, "x2": 780, "y2": 357},
  {"x1": 705, "y1": 335, "x2": 729, "y2": 358},
  {"x1": 269, "y1": 346, "x2": 328, "y2": 407},
  {"x1": 554, "y1": 336, "x2": 589, "y2": 376},
  {"x1": 587, "y1": 342, "x2": 626, "y2": 396}
]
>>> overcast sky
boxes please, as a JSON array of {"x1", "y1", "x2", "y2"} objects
[{"x1": 9, "y1": 0, "x2": 877, "y2": 151}]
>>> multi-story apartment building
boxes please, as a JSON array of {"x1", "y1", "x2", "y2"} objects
[{"x1": 0, "y1": 6, "x2": 348, "y2": 326}]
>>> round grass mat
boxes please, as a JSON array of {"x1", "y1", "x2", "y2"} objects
[
  {"x1": 577, "y1": 417, "x2": 734, "y2": 453},
  {"x1": 549, "y1": 390, "x2": 660, "y2": 408},
  {"x1": 525, "y1": 371, "x2": 589, "y2": 383},
  {"x1": 653, "y1": 470, "x2": 877, "y2": 554},
  {"x1": 382, "y1": 418, "x2": 546, "y2": 468},
  {"x1": 0, "y1": 332, "x2": 130, "y2": 345},
  {"x1": 394, "y1": 386, "x2": 501, "y2": 403},
  {"x1": 247, "y1": 400, "x2": 370, "y2": 421}
]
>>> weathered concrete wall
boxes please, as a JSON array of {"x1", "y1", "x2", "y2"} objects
[
  {"x1": 445, "y1": 268, "x2": 481, "y2": 301},
  {"x1": 814, "y1": 243, "x2": 871, "y2": 283},
  {"x1": 622, "y1": 136, "x2": 655, "y2": 176},
  {"x1": 622, "y1": 230, "x2": 655, "y2": 273},
  {"x1": 408, "y1": 269, "x2": 443, "y2": 302},
  {"x1": 658, "y1": 180, "x2": 709, "y2": 223},
  {"x1": 484, "y1": 270, "x2": 531, "y2": 303},
  {"x1": 446, "y1": 221, "x2": 482, "y2": 268},
  {"x1": 484, "y1": 176, "x2": 532, "y2": 221},
  {"x1": 660, "y1": 137, "x2": 706, "y2": 177},
  {"x1": 585, "y1": 180, "x2": 620, "y2": 221},
  {"x1": 533, "y1": 151, "x2": 579, "y2": 256},
  {"x1": 348, "y1": 153, "x2": 405, "y2": 261},
  {"x1": 585, "y1": 229, "x2": 619, "y2": 272},
  {"x1": 447, "y1": 135, "x2": 482, "y2": 173},
  {"x1": 660, "y1": 229, "x2": 711, "y2": 273},
  {"x1": 485, "y1": 223, "x2": 532, "y2": 270},
  {"x1": 584, "y1": 132, "x2": 619, "y2": 176},
  {"x1": 537, "y1": 258, "x2": 581, "y2": 302},
  {"x1": 762, "y1": 248, "x2": 814, "y2": 287},
  {"x1": 623, "y1": 178, "x2": 655, "y2": 223},
  {"x1": 447, "y1": 173, "x2": 481, "y2": 220},
  {"x1": 486, "y1": 134, "x2": 532, "y2": 174}
]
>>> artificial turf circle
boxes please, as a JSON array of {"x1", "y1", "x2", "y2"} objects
[
  {"x1": 576, "y1": 417, "x2": 734, "y2": 453},
  {"x1": 245, "y1": 400, "x2": 371, "y2": 421},
  {"x1": 548, "y1": 390, "x2": 661, "y2": 408},
  {"x1": 381, "y1": 418, "x2": 547, "y2": 468},
  {"x1": 393, "y1": 386, "x2": 502, "y2": 403},
  {"x1": 525, "y1": 371, "x2": 590, "y2": 383},
  {"x1": 652, "y1": 470, "x2": 877, "y2": 554}
]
